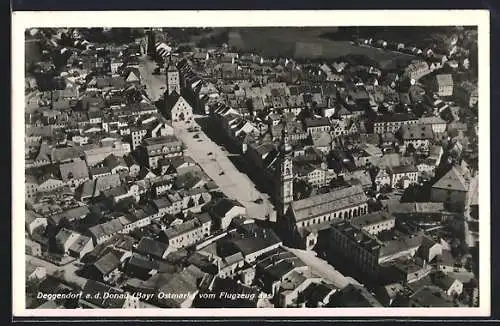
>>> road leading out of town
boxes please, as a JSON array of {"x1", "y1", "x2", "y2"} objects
[{"x1": 285, "y1": 246, "x2": 361, "y2": 290}]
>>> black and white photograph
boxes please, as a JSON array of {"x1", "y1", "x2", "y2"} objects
[{"x1": 12, "y1": 10, "x2": 490, "y2": 317}]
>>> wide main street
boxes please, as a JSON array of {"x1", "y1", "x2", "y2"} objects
[{"x1": 138, "y1": 55, "x2": 276, "y2": 221}]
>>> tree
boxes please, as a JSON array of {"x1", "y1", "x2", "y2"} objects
[
  {"x1": 380, "y1": 183, "x2": 392, "y2": 194},
  {"x1": 25, "y1": 279, "x2": 40, "y2": 295},
  {"x1": 293, "y1": 179, "x2": 312, "y2": 200},
  {"x1": 458, "y1": 291, "x2": 471, "y2": 306},
  {"x1": 187, "y1": 197, "x2": 195, "y2": 208}
]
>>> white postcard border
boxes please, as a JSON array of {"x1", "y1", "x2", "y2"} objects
[{"x1": 12, "y1": 9, "x2": 491, "y2": 317}]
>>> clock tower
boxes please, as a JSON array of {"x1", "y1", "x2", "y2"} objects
[
  {"x1": 276, "y1": 124, "x2": 294, "y2": 217},
  {"x1": 166, "y1": 56, "x2": 180, "y2": 96}
]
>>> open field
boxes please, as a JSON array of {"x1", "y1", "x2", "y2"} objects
[{"x1": 228, "y1": 27, "x2": 416, "y2": 69}]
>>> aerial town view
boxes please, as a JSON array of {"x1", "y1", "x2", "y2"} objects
[{"x1": 23, "y1": 26, "x2": 480, "y2": 309}]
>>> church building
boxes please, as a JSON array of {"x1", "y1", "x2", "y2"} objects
[
  {"x1": 273, "y1": 122, "x2": 369, "y2": 250},
  {"x1": 162, "y1": 61, "x2": 193, "y2": 127}
]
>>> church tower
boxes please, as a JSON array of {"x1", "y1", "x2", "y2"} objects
[
  {"x1": 166, "y1": 56, "x2": 180, "y2": 96},
  {"x1": 276, "y1": 124, "x2": 294, "y2": 217}
]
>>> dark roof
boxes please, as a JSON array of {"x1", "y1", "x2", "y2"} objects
[
  {"x1": 374, "y1": 113, "x2": 417, "y2": 123},
  {"x1": 350, "y1": 211, "x2": 395, "y2": 229},
  {"x1": 400, "y1": 124, "x2": 434, "y2": 140},
  {"x1": 231, "y1": 231, "x2": 281, "y2": 257},
  {"x1": 303, "y1": 282, "x2": 337, "y2": 306},
  {"x1": 93, "y1": 251, "x2": 121, "y2": 275},
  {"x1": 328, "y1": 284, "x2": 383, "y2": 307},
  {"x1": 304, "y1": 117, "x2": 330, "y2": 128},
  {"x1": 59, "y1": 159, "x2": 89, "y2": 182},
  {"x1": 136, "y1": 237, "x2": 168, "y2": 259},
  {"x1": 389, "y1": 164, "x2": 419, "y2": 174},
  {"x1": 127, "y1": 253, "x2": 160, "y2": 271},
  {"x1": 103, "y1": 154, "x2": 127, "y2": 169},
  {"x1": 210, "y1": 198, "x2": 243, "y2": 218},
  {"x1": 409, "y1": 286, "x2": 454, "y2": 307},
  {"x1": 432, "y1": 166, "x2": 469, "y2": 192}
]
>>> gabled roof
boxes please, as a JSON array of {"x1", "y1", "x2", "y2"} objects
[
  {"x1": 93, "y1": 251, "x2": 121, "y2": 275},
  {"x1": 336, "y1": 105, "x2": 351, "y2": 116},
  {"x1": 26, "y1": 209, "x2": 44, "y2": 225},
  {"x1": 95, "y1": 173, "x2": 121, "y2": 191},
  {"x1": 328, "y1": 283, "x2": 383, "y2": 307},
  {"x1": 436, "y1": 74, "x2": 453, "y2": 86},
  {"x1": 68, "y1": 234, "x2": 92, "y2": 254},
  {"x1": 304, "y1": 117, "x2": 330, "y2": 128},
  {"x1": 103, "y1": 154, "x2": 127, "y2": 169},
  {"x1": 55, "y1": 228, "x2": 78, "y2": 245},
  {"x1": 59, "y1": 159, "x2": 89, "y2": 182},
  {"x1": 124, "y1": 153, "x2": 139, "y2": 167},
  {"x1": 136, "y1": 237, "x2": 168, "y2": 259},
  {"x1": 389, "y1": 164, "x2": 418, "y2": 174},
  {"x1": 312, "y1": 131, "x2": 332, "y2": 147},
  {"x1": 35, "y1": 142, "x2": 52, "y2": 162},
  {"x1": 210, "y1": 198, "x2": 244, "y2": 218},
  {"x1": 157, "y1": 266, "x2": 202, "y2": 307},
  {"x1": 432, "y1": 166, "x2": 469, "y2": 192},
  {"x1": 57, "y1": 205, "x2": 91, "y2": 222},
  {"x1": 90, "y1": 166, "x2": 111, "y2": 177},
  {"x1": 400, "y1": 124, "x2": 434, "y2": 140},
  {"x1": 291, "y1": 185, "x2": 367, "y2": 222},
  {"x1": 127, "y1": 253, "x2": 160, "y2": 271},
  {"x1": 89, "y1": 219, "x2": 124, "y2": 239},
  {"x1": 125, "y1": 67, "x2": 141, "y2": 82}
]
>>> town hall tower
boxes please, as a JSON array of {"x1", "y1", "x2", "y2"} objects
[{"x1": 276, "y1": 125, "x2": 294, "y2": 217}]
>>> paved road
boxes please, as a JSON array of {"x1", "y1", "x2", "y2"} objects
[
  {"x1": 175, "y1": 122, "x2": 276, "y2": 221},
  {"x1": 138, "y1": 54, "x2": 276, "y2": 221},
  {"x1": 285, "y1": 247, "x2": 361, "y2": 290},
  {"x1": 27, "y1": 255, "x2": 88, "y2": 289},
  {"x1": 138, "y1": 55, "x2": 164, "y2": 102}
]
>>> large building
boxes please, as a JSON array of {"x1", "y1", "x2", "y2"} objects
[
  {"x1": 398, "y1": 124, "x2": 434, "y2": 154},
  {"x1": 373, "y1": 114, "x2": 419, "y2": 134},
  {"x1": 278, "y1": 184, "x2": 369, "y2": 250},
  {"x1": 350, "y1": 212, "x2": 396, "y2": 236},
  {"x1": 84, "y1": 141, "x2": 131, "y2": 167},
  {"x1": 162, "y1": 214, "x2": 212, "y2": 252},
  {"x1": 435, "y1": 74, "x2": 454, "y2": 97},
  {"x1": 164, "y1": 91, "x2": 194, "y2": 127},
  {"x1": 328, "y1": 221, "x2": 423, "y2": 280},
  {"x1": 137, "y1": 135, "x2": 183, "y2": 169},
  {"x1": 430, "y1": 165, "x2": 471, "y2": 212},
  {"x1": 286, "y1": 185, "x2": 369, "y2": 231}
]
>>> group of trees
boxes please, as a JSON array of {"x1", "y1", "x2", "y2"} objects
[{"x1": 196, "y1": 30, "x2": 229, "y2": 48}]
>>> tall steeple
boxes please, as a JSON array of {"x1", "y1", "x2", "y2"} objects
[
  {"x1": 166, "y1": 54, "x2": 180, "y2": 96},
  {"x1": 276, "y1": 121, "x2": 294, "y2": 217}
]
